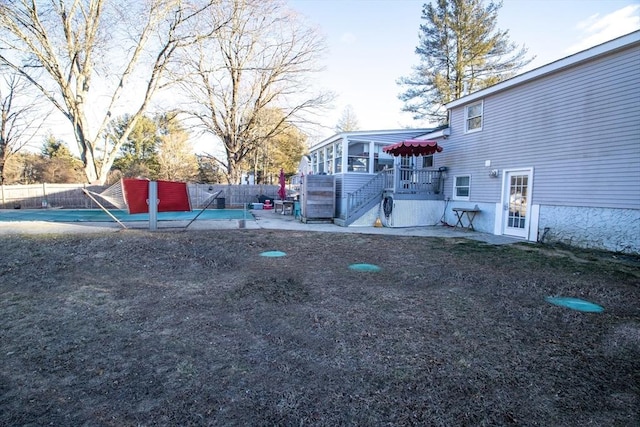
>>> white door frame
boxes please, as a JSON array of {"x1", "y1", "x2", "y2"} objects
[{"x1": 499, "y1": 168, "x2": 534, "y2": 239}]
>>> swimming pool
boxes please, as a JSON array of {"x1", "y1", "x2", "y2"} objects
[{"x1": 0, "y1": 209, "x2": 254, "y2": 223}]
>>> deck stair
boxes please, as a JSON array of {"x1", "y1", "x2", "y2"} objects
[{"x1": 338, "y1": 171, "x2": 387, "y2": 226}]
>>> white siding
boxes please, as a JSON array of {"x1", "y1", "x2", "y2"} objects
[{"x1": 442, "y1": 44, "x2": 640, "y2": 209}]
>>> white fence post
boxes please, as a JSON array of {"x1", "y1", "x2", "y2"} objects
[{"x1": 148, "y1": 181, "x2": 158, "y2": 230}]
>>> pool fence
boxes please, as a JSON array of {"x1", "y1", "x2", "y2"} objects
[{"x1": 0, "y1": 183, "x2": 279, "y2": 210}]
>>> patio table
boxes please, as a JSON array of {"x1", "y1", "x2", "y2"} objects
[
  {"x1": 452, "y1": 207, "x2": 480, "y2": 231},
  {"x1": 274, "y1": 200, "x2": 294, "y2": 215}
]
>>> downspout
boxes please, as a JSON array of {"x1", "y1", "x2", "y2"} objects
[{"x1": 368, "y1": 140, "x2": 375, "y2": 173}]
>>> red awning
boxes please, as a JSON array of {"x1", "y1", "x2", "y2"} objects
[{"x1": 382, "y1": 139, "x2": 443, "y2": 157}]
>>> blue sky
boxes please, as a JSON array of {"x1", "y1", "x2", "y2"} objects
[
  {"x1": 30, "y1": 0, "x2": 640, "y2": 156},
  {"x1": 289, "y1": 0, "x2": 640, "y2": 142}
]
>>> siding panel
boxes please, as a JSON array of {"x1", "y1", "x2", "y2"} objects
[{"x1": 443, "y1": 43, "x2": 640, "y2": 209}]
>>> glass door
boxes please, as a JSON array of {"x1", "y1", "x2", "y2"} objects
[{"x1": 502, "y1": 170, "x2": 531, "y2": 238}]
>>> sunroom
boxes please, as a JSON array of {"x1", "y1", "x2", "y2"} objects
[{"x1": 306, "y1": 128, "x2": 449, "y2": 226}]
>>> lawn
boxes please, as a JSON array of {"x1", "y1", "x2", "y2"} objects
[{"x1": 1, "y1": 230, "x2": 638, "y2": 426}]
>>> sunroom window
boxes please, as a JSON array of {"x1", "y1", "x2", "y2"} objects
[
  {"x1": 326, "y1": 146, "x2": 333, "y2": 174},
  {"x1": 335, "y1": 143, "x2": 343, "y2": 173},
  {"x1": 465, "y1": 101, "x2": 483, "y2": 133},
  {"x1": 347, "y1": 142, "x2": 369, "y2": 173},
  {"x1": 374, "y1": 144, "x2": 393, "y2": 172},
  {"x1": 318, "y1": 150, "x2": 324, "y2": 173}
]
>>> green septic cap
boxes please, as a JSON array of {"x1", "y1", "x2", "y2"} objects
[
  {"x1": 260, "y1": 250, "x2": 287, "y2": 257},
  {"x1": 349, "y1": 263, "x2": 382, "y2": 272},
  {"x1": 546, "y1": 297, "x2": 604, "y2": 313}
]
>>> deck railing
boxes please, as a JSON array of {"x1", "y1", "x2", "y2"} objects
[
  {"x1": 345, "y1": 172, "x2": 386, "y2": 220},
  {"x1": 381, "y1": 167, "x2": 443, "y2": 194},
  {"x1": 342, "y1": 167, "x2": 443, "y2": 224}
]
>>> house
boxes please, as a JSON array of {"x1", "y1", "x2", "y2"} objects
[
  {"x1": 306, "y1": 128, "x2": 446, "y2": 225},
  {"x1": 307, "y1": 31, "x2": 640, "y2": 254}
]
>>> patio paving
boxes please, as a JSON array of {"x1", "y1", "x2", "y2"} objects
[{"x1": 0, "y1": 207, "x2": 521, "y2": 246}]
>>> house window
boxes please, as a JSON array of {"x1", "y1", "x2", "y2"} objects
[
  {"x1": 465, "y1": 101, "x2": 483, "y2": 133},
  {"x1": 453, "y1": 175, "x2": 470, "y2": 200},
  {"x1": 422, "y1": 155, "x2": 433, "y2": 168},
  {"x1": 400, "y1": 157, "x2": 412, "y2": 168}
]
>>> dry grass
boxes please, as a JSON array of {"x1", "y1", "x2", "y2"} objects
[{"x1": 1, "y1": 230, "x2": 638, "y2": 426}]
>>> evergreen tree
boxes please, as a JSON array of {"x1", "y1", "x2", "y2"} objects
[
  {"x1": 109, "y1": 112, "x2": 200, "y2": 182},
  {"x1": 109, "y1": 115, "x2": 161, "y2": 179},
  {"x1": 38, "y1": 135, "x2": 85, "y2": 183},
  {"x1": 398, "y1": 0, "x2": 533, "y2": 123},
  {"x1": 196, "y1": 155, "x2": 225, "y2": 184},
  {"x1": 41, "y1": 135, "x2": 74, "y2": 159}
]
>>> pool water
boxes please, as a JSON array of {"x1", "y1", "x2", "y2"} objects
[{"x1": 0, "y1": 209, "x2": 254, "y2": 223}]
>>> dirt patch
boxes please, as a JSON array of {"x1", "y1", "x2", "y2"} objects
[
  {"x1": 513, "y1": 241, "x2": 640, "y2": 278},
  {"x1": 1, "y1": 229, "x2": 638, "y2": 426}
]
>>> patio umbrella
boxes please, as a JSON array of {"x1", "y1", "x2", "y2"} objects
[
  {"x1": 382, "y1": 139, "x2": 443, "y2": 157},
  {"x1": 278, "y1": 168, "x2": 287, "y2": 200}
]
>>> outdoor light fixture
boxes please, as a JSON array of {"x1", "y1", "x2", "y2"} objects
[{"x1": 438, "y1": 166, "x2": 448, "y2": 179}]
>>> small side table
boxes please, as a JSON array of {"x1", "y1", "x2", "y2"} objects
[
  {"x1": 274, "y1": 200, "x2": 294, "y2": 215},
  {"x1": 452, "y1": 207, "x2": 480, "y2": 231}
]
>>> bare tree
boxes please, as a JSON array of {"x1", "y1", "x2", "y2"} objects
[
  {"x1": 0, "y1": 73, "x2": 49, "y2": 184},
  {"x1": 178, "y1": 0, "x2": 332, "y2": 184},
  {"x1": 242, "y1": 108, "x2": 307, "y2": 184},
  {"x1": 157, "y1": 130, "x2": 199, "y2": 182},
  {"x1": 335, "y1": 105, "x2": 360, "y2": 133},
  {"x1": 0, "y1": 0, "x2": 224, "y2": 183}
]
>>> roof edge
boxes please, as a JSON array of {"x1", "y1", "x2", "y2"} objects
[
  {"x1": 446, "y1": 30, "x2": 640, "y2": 109},
  {"x1": 417, "y1": 127, "x2": 450, "y2": 140},
  {"x1": 310, "y1": 128, "x2": 435, "y2": 150}
]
